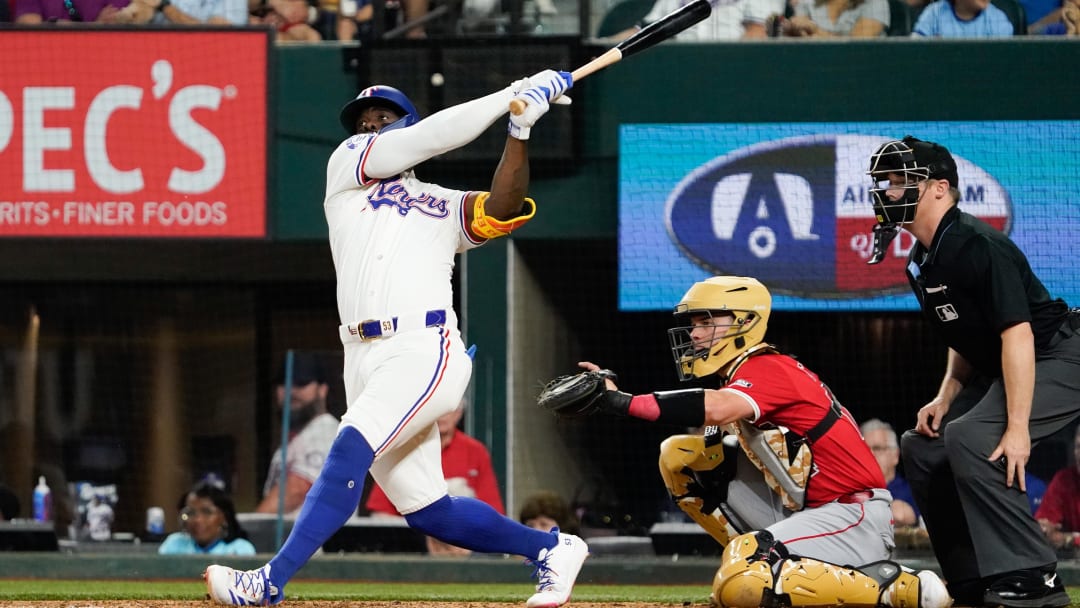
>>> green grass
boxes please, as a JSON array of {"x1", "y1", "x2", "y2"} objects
[
  {"x1": 0, "y1": 580, "x2": 1077, "y2": 605},
  {"x1": 0, "y1": 580, "x2": 710, "y2": 603}
]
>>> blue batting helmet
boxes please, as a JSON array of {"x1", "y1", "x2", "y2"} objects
[{"x1": 338, "y1": 85, "x2": 420, "y2": 135}]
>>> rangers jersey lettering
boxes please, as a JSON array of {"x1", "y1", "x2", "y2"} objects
[{"x1": 324, "y1": 133, "x2": 482, "y2": 326}]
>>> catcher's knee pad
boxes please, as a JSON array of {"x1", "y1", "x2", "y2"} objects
[
  {"x1": 659, "y1": 434, "x2": 736, "y2": 545},
  {"x1": 710, "y1": 531, "x2": 787, "y2": 608}
]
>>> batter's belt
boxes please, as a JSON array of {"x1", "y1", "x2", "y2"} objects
[{"x1": 339, "y1": 309, "x2": 448, "y2": 343}]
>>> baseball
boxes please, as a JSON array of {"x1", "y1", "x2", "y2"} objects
[{"x1": 430, "y1": 73, "x2": 445, "y2": 87}]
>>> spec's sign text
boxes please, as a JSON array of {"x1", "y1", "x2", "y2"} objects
[{"x1": 0, "y1": 30, "x2": 268, "y2": 238}]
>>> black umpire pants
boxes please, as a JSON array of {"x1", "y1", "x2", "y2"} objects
[{"x1": 901, "y1": 313, "x2": 1080, "y2": 584}]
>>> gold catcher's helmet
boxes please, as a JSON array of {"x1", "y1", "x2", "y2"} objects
[{"x1": 668, "y1": 276, "x2": 771, "y2": 381}]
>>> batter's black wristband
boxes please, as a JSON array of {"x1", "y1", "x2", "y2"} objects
[{"x1": 653, "y1": 389, "x2": 706, "y2": 427}]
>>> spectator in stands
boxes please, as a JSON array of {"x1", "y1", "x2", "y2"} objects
[
  {"x1": 607, "y1": 0, "x2": 786, "y2": 40},
  {"x1": 15, "y1": 0, "x2": 132, "y2": 23},
  {"x1": 314, "y1": 0, "x2": 371, "y2": 40},
  {"x1": 1033, "y1": 0, "x2": 1080, "y2": 32},
  {"x1": 519, "y1": 490, "x2": 581, "y2": 537},
  {"x1": 1065, "y1": 0, "x2": 1079, "y2": 31},
  {"x1": 256, "y1": 353, "x2": 340, "y2": 516},
  {"x1": 338, "y1": 0, "x2": 373, "y2": 39},
  {"x1": 1022, "y1": 0, "x2": 1061, "y2": 32},
  {"x1": 860, "y1": 418, "x2": 920, "y2": 527},
  {"x1": 115, "y1": 0, "x2": 246, "y2": 24},
  {"x1": 0, "y1": 483, "x2": 19, "y2": 521},
  {"x1": 309, "y1": 0, "x2": 337, "y2": 37},
  {"x1": 911, "y1": 0, "x2": 1014, "y2": 35},
  {"x1": 366, "y1": 396, "x2": 505, "y2": 555},
  {"x1": 779, "y1": 0, "x2": 890, "y2": 36},
  {"x1": 1035, "y1": 426, "x2": 1080, "y2": 556},
  {"x1": 396, "y1": 0, "x2": 430, "y2": 38},
  {"x1": 159, "y1": 480, "x2": 256, "y2": 555},
  {"x1": 249, "y1": 0, "x2": 323, "y2": 41}
]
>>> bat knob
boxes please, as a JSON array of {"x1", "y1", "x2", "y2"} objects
[{"x1": 509, "y1": 98, "x2": 527, "y2": 116}]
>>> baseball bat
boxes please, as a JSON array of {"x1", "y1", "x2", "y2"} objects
[{"x1": 509, "y1": 0, "x2": 711, "y2": 115}]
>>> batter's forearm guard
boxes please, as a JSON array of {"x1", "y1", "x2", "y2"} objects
[{"x1": 471, "y1": 192, "x2": 536, "y2": 239}]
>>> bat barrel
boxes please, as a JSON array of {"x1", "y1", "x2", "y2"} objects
[{"x1": 618, "y1": 0, "x2": 711, "y2": 56}]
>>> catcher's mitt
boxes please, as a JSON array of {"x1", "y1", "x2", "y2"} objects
[{"x1": 537, "y1": 370, "x2": 617, "y2": 419}]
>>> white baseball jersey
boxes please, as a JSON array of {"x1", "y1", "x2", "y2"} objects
[
  {"x1": 324, "y1": 131, "x2": 479, "y2": 514},
  {"x1": 324, "y1": 132, "x2": 485, "y2": 325}
]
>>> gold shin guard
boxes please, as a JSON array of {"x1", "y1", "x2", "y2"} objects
[{"x1": 711, "y1": 532, "x2": 939, "y2": 608}]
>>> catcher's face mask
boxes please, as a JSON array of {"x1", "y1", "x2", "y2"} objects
[{"x1": 667, "y1": 276, "x2": 771, "y2": 381}]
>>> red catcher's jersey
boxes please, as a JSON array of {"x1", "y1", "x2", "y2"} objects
[{"x1": 724, "y1": 353, "x2": 886, "y2": 507}]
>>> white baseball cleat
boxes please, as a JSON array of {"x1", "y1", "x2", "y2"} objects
[
  {"x1": 526, "y1": 529, "x2": 590, "y2": 608},
  {"x1": 204, "y1": 564, "x2": 283, "y2": 606},
  {"x1": 917, "y1": 570, "x2": 954, "y2": 608}
]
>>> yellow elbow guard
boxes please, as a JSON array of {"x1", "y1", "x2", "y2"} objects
[{"x1": 470, "y1": 192, "x2": 536, "y2": 239}]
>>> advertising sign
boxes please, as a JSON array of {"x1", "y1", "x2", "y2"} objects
[
  {"x1": 0, "y1": 30, "x2": 269, "y2": 238},
  {"x1": 620, "y1": 122, "x2": 1079, "y2": 311}
]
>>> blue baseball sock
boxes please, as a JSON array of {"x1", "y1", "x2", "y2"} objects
[
  {"x1": 405, "y1": 495, "x2": 557, "y2": 559},
  {"x1": 268, "y1": 426, "x2": 373, "y2": 587}
]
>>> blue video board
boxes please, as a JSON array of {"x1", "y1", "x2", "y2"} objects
[{"x1": 619, "y1": 121, "x2": 1080, "y2": 311}]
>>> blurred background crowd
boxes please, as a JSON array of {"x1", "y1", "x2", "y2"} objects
[{"x1": 4, "y1": 0, "x2": 1079, "y2": 43}]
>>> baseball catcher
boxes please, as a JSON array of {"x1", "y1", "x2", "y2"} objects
[{"x1": 537, "y1": 276, "x2": 952, "y2": 608}]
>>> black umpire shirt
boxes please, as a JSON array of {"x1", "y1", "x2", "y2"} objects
[{"x1": 905, "y1": 205, "x2": 1069, "y2": 378}]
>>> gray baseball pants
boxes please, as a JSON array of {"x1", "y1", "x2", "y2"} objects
[{"x1": 901, "y1": 313, "x2": 1080, "y2": 583}]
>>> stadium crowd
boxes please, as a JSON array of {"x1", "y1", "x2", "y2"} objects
[{"x1": 5, "y1": 0, "x2": 1078, "y2": 40}]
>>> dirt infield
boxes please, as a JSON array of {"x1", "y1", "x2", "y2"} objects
[{"x1": 0, "y1": 603, "x2": 684, "y2": 608}]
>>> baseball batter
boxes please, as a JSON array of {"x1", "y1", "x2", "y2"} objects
[
  {"x1": 574, "y1": 276, "x2": 950, "y2": 608},
  {"x1": 205, "y1": 71, "x2": 589, "y2": 608}
]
